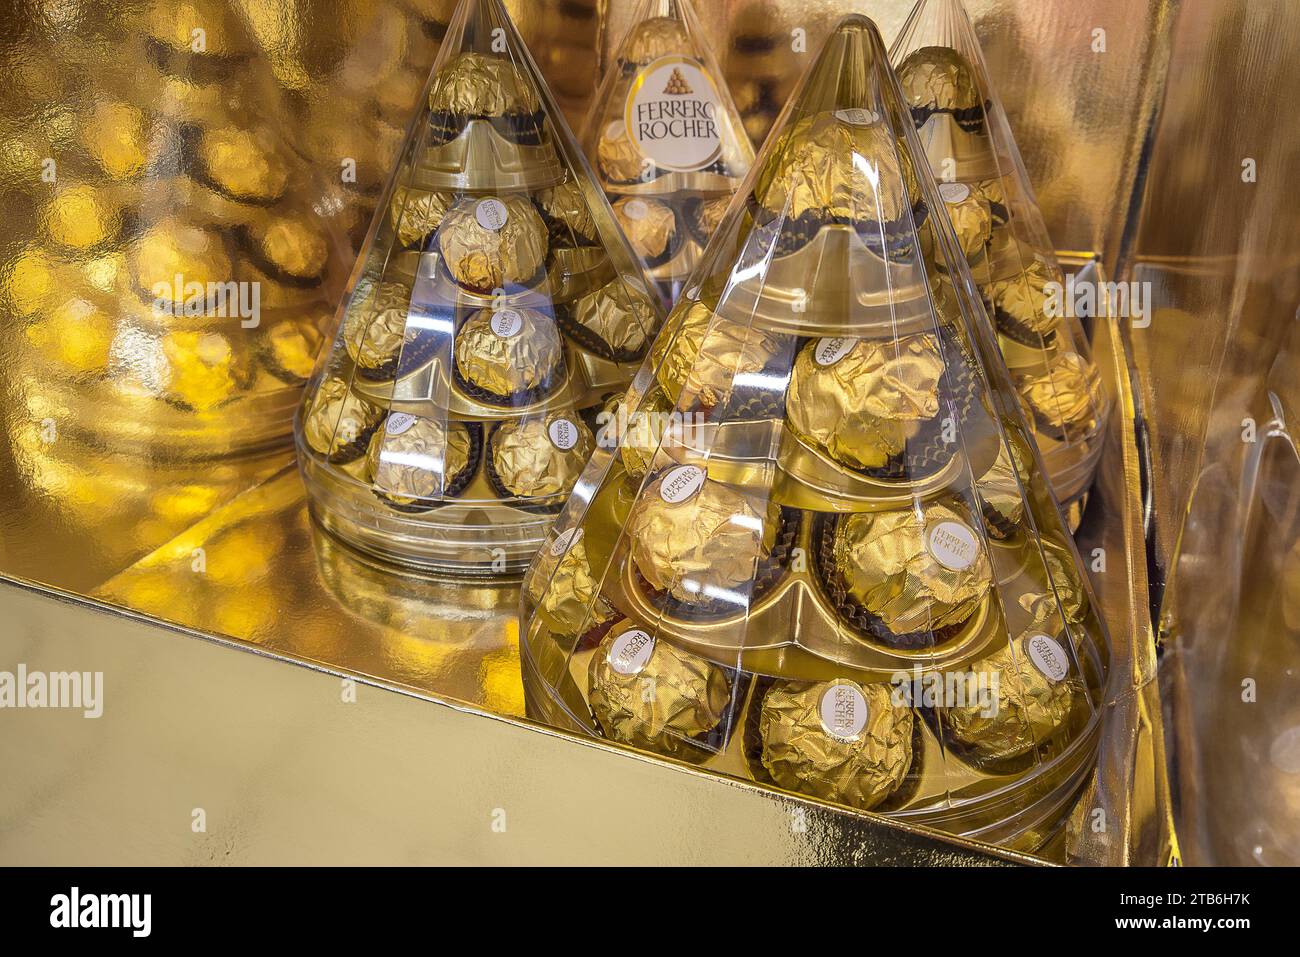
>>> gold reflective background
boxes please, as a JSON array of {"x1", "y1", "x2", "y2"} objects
[{"x1": 0, "y1": 0, "x2": 1293, "y2": 865}]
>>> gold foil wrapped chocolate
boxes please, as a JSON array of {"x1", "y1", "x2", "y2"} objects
[
  {"x1": 572, "y1": 280, "x2": 655, "y2": 357},
  {"x1": 757, "y1": 111, "x2": 920, "y2": 222},
  {"x1": 897, "y1": 46, "x2": 982, "y2": 114},
  {"x1": 427, "y1": 51, "x2": 540, "y2": 117},
  {"x1": 198, "y1": 127, "x2": 290, "y2": 203},
  {"x1": 302, "y1": 376, "x2": 383, "y2": 461},
  {"x1": 759, "y1": 679, "x2": 913, "y2": 811},
  {"x1": 628, "y1": 468, "x2": 775, "y2": 604},
  {"x1": 935, "y1": 181, "x2": 992, "y2": 260},
  {"x1": 653, "y1": 301, "x2": 782, "y2": 411},
  {"x1": 455, "y1": 305, "x2": 562, "y2": 397},
  {"x1": 613, "y1": 197, "x2": 676, "y2": 262},
  {"x1": 1020, "y1": 542, "x2": 1088, "y2": 626},
  {"x1": 787, "y1": 334, "x2": 943, "y2": 470},
  {"x1": 145, "y1": 0, "x2": 251, "y2": 57},
  {"x1": 342, "y1": 281, "x2": 415, "y2": 373},
  {"x1": 490, "y1": 411, "x2": 595, "y2": 498},
  {"x1": 620, "y1": 17, "x2": 690, "y2": 66},
  {"x1": 527, "y1": 528, "x2": 614, "y2": 638},
  {"x1": 835, "y1": 501, "x2": 993, "y2": 635},
  {"x1": 977, "y1": 441, "x2": 1026, "y2": 531},
  {"x1": 390, "y1": 186, "x2": 453, "y2": 248},
  {"x1": 944, "y1": 630, "x2": 1077, "y2": 762},
  {"x1": 596, "y1": 120, "x2": 646, "y2": 184},
  {"x1": 132, "y1": 220, "x2": 232, "y2": 307},
  {"x1": 687, "y1": 195, "x2": 731, "y2": 243},
  {"x1": 248, "y1": 213, "x2": 328, "y2": 281},
  {"x1": 1016, "y1": 352, "x2": 1105, "y2": 440},
  {"x1": 44, "y1": 183, "x2": 121, "y2": 250},
  {"x1": 603, "y1": 391, "x2": 672, "y2": 479},
  {"x1": 537, "y1": 178, "x2": 597, "y2": 245},
  {"x1": 160, "y1": 330, "x2": 247, "y2": 410},
  {"x1": 367, "y1": 414, "x2": 473, "y2": 505},
  {"x1": 437, "y1": 195, "x2": 548, "y2": 293},
  {"x1": 988, "y1": 257, "x2": 1060, "y2": 338},
  {"x1": 971, "y1": 176, "x2": 1007, "y2": 215},
  {"x1": 263, "y1": 317, "x2": 323, "y2": 384},
  {"x1": 588, "y1": 620, "x2": 730, "y2": 757}
]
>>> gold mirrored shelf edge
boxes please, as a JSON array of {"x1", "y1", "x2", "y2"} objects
[{"x1": 0, "y1": 572, "x2": 1031, "y2": 866}]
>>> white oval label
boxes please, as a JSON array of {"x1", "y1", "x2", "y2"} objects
[
  {"x1": 549, "y1": 526, "x2": 583, "y2": 557},
  {"x1": 385, "y1": 412, "x2": 418, "y2": 436},
  {"x1": 834, "y1": 108, "x2": 880, "y2": 126},
  {"x1": 608, "y1": 628, "x2": 655, "y2": 676},
  {"x1": 658, "y1": 464, "x2": 706, "y2": 504},
  {"x1": 813, "y1": 336, "x2": 857, "y2": 367},
  {"x1": 621, "y1": 199, "x2": 649, "y2": 221},
  {"x1": 475, "y1": 198, "x2": 509, "y2": 231},
  {"x1": 1026, "y1": 633, "x2": 1070, "y2": 683},
  {"x1": 548, "y1": 417, "x2": 579, "y2": 451},
  {"x1": 625, "y1": 56, "x2": 722, "y2": 173},
  {"x1": 489, "y1": 307, "x2": 523, "y2": 338},
  {"x1": 938, "y1": 181, "x2": 972, "y2": 205},
  {"x1": 819, "y1": 681, "x2": 869, "y2": 740},
  {"x1": 926, "y1": 519, "x2": 980, "y2": 571}
]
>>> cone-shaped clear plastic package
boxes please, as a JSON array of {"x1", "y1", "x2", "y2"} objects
[
  {"x1": 581, "y1": 0, "x2": 755, "y2": 308},
  {"x1": 295, "y1": 0, "x2": 663, "y2": 577},
  {"x1": 891, "y1": 0, "x2": 1110, "y2": 508},
  {"x1": 521, "y1": 15, "x2": 1110, "y2": 850}
]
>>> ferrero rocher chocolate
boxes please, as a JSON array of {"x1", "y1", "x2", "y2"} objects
[
  {"x1": 604, "y1": 391, "x2": 672, "y2": 478},
  {"x1": 757, "y1": 111, "x2": 920, "y2": 222},
  {"x1": 787, "y1": 334, "x2": 943, "y2": 470},
  {"x1": 620, "y1": 17, "x2": 691, "y2": 67},
  {"x1": 437, "y1": 195, "x2": 548, "y2": 293},
  {"x1": 977, "y1": 441, "x2": 1026, "y2": 532},
  {"x1": 262, "y1": 317, "x2": 323, "y2": 384},
  {"x1": 302, "y1": 376, "x2": 383, "y2": 461},
  {"x1": 145, "y1": 0, "x2": 251, "y2": 57},
  {"x1": 935, "y1": 181, "x2": 992, "y2": 260},
  {"x1": 628, "y1": 467, "x2": 775, "y2": 603},
  {"x1": 537, "y1": 178, "x2": 597, "y2": 245},
  {"x1": 944, "y1": 630, "x2": 1077, "y2": 761},
  {"x1": 612, "y1": 197, "x2": 676, "y2": 262},
  {"x1": 527, "y1": 528, "x2": 615, "y2": 638},
  {"x1": 759, "y1": 679, "x2": 913, "y2": 811},
  {"x1": 596, "y1": 120, "x2": 645, "y2": 184},
  {"x1": 588, "y1": 620, "x2": 730, "y2": 757},
  {"x1": 390, "y1": 186, "x2": 454, "y2": 248},
  {"x1": 455, "y1": 305, "x2": 562, "y2": 397},
  {"x1": 686, "y1": 195, "x2": 731, "y2": 243},
  {"x1": 897, "y1": 46, "x2": 982, "y2": 115},
  {"x1": 160, "y1": 330, "x2": 247, "y2": 410},
  {"x1": 198, "y1": 127, "x2": 290, "y2": 203},
  {"x1": 490, "y1": 411, "x2": 595, "y2": 498},
  {"x1": 1020, "y1": 542, "x2": 1087, "y2": 626},
  {"x1": 248, "y1": 213, "x2": 328, "y2": 281},
  {"x1": 971, "y1": 176, "x2": 1008, "y2": 219},
  {"x1": 571, "y1": 280, "x2": 655, "y2": 358},
  {"x1": 366, "y1": 413, "x2": 473, "y2": 505},
  {"x1": 44, "y1": 183, "x2": 120, "y2": 250},
  {"x1": 988, "y1": 257, "x2": 1060, "y2": 338},
  {"x1": 132, "y1": 220, "x2": 232, "y2": 306},
  {"x1": 1016, "y1": 352, "x2": 1104, "y2": 441},
  {"x1": 835, "y1": 501, "x2": 993, "y2": 636},
  {"x1": 652, "y1": 301, "x2": 781, "y2": 411},
  {"x1": 342, "y1": 281, "x2": 415, "y2": 373},
  {"x1": 427, "y1": 51, "x2": 540, "y2": 118}
]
